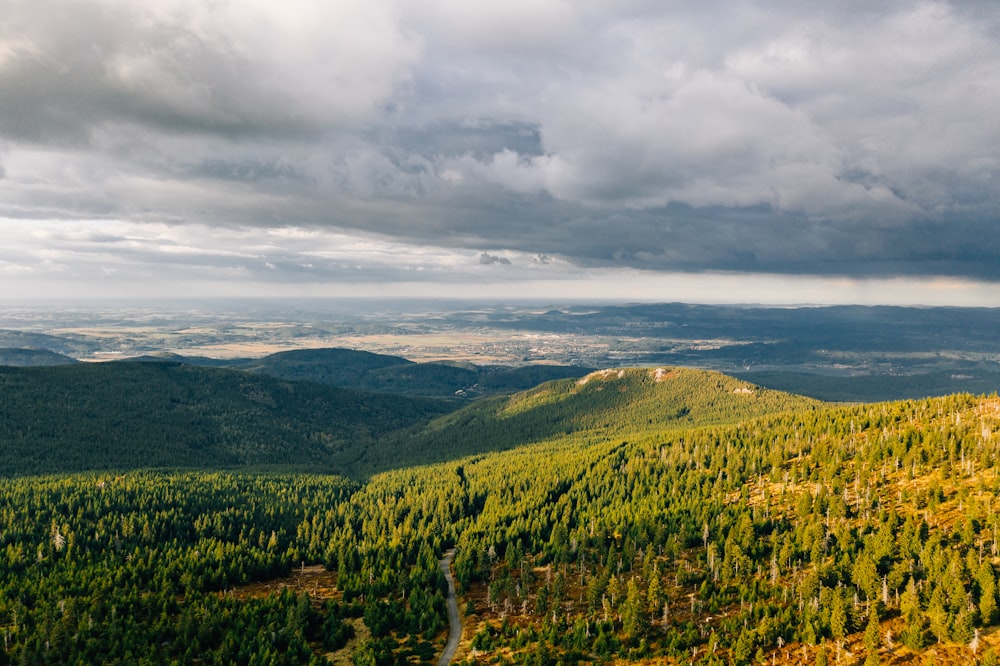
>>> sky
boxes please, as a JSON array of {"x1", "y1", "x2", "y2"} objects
[{"x1": 1, "y1": 0, "x2": 999, "y2": 305}]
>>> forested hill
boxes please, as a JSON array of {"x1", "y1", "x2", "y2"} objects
[
  {"x1": 9, "y1": 360, "x2": 1000, "y2": 663},
  {"x1": 358, "y1": 367, "x2": 821, "y2": 472},
  {"x1": 230, "y1": 348, "x2": 592, "y2": 399},
  {"x1": 0, "y1": 363, "x2": 819, "y2": 478},
  {"x1": 0, "y1": 348, "x2": 78, "y2": 366},
  {"x1": 232, "y1": 347, "x2": 414, "y2": 383},
  {"x1": 0, "y1": 361, "x2": 454, "y2": 476},
  {"x1": 6, "y1": 384, "x2": 1000, "y2": 663}
]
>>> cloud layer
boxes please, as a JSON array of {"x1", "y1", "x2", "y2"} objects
[{"x1": 2, "y1": 0, "x2": 999, "y2": 290}]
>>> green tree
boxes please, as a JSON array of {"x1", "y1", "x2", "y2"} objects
[
  {"x1": 732, "y1": 629, "x2": 756, "y2": 666},
  {"x1": 815, "y1": 641, "x2": 829, "y2": 666},
  {"x1": 830, "y1": 591, "x2": 848, "y2": 641},
  {"x1": 979, "y1": 562, "x2": 998, "y2": 626},
  {"x1": 852, "y1": 555, "x2": 880, "y2": 602},
  {"x1": 621, "y1": 579, "x2": 648, "y2": 643},
  {"x1": 901, "y1": 578, "x2": 925, "y2": 650},
  {"x1": 925, "y1": 587, "x2": 950, "y2": 644},
  {"x1": 864, "y1": 608, "x2": 880, "y2": 664},
  {"x1": 646, "y1": 565, "x2": 664, "y2": 623}
]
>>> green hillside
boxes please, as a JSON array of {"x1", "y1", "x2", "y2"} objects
[
  {"x1": 0, "y1": 348, "x2": 79, "y2": 366},
  {"x1": 0, "y1": 361, "x2": 454, "y2": 476},
  {"x1": 737, "y1": 368, "x2": 1000, "y2": 402},
  {"x1": 234, "y1": 347, "x2": 414, "y2": 384},
  {"x1": 0, "y1": 330, "x2": 98, "y2": 356},
  {"x1": 233, "y1": 347, "x2": 591, "y2": 398},
  {"x1": 0, "y1": 362, "x2": 813, "y2": 478},
  {"x1": 358, "y1": 366, "x2": 821, "y2": 472},
  {"x1": 4, "y1": 387, "x2": 1000, "y2": 664}
]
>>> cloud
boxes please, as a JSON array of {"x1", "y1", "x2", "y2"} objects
[
  {"x1": 1, "y1": 0, "x2": 999, "y2": 286},
  {"x1": 479, "y1": 252, "x2": 511, "y2": 266},
  {"x1": 0, "y1": 0, "x2": 419, "y2": 144}
]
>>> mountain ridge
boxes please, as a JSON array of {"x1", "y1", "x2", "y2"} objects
[
  {"x1": 354, "y1": 366, "x2": 822, "y2": 473},
  {"x1": 0, "y1": 361, "x2": 453, "y2": 477},
  {"x1": 0, "y1": 362, "x2": 818, "y2": 478}
]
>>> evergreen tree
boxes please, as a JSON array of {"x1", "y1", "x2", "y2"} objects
[
  {"x1": 978, "y1": 561, "x2": 998, "y2": 626},
  {"x1": 621, "y1": 579, "x2": 648, "y2": 643},
  {"x1": 830, "y1": 591, "x2": 848, "y2": 641},
  {"x1": 901, "y1": 578, "x2": 925, "y2": 650},
  {"x1": 864, "y1": 608, "x2": 880, "y2": 665}
]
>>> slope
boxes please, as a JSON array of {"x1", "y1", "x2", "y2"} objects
[
  {"x1": 0, "y1": 347, "x2": 79, "y2": 366},
  {"x1": 438, "y1": 390, "x2": 1000, "y2": 665},
  {"x1": 233, "y1": 347, "x2": 414, "y2": 385},
  {"x1": 6, "y1": 365, "x2": 1000, "y2": 663},
  {"x1": 231, "y1": 347, "x2": 591, "y2": 399},
  {"x1": 0, "y1": 361, "x2": 454, "y2": 476},
  {"x1": 736, "y1": 367, "x2": 1000, "y2": 402},
  {"x1": 358, "y1": 366, "x2": 821, "y2": 473}
]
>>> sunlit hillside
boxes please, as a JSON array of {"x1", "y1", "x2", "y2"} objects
[{"x1": 2, "y1": 364, "x2": 1000, "y2": 664}]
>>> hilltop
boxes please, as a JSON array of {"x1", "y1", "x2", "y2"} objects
[
  {"x1": 232, "y1": 347, "x2": 414, "y2": 383},
  {"x1": 356, "y1": 366, "x2": 820, "y2": 472}
]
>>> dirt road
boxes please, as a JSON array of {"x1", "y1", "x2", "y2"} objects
[{"x1": 437, "y1": 549, "x2": 461, "y2": 666}]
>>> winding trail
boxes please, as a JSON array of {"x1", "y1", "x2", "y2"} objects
[{"x1": 437, "y1": 549, "x2": 461, "y2": 666}]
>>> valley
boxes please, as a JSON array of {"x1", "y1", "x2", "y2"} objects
[{"x1": 1, "y1": 301, "x2": 999, "y2": 664}]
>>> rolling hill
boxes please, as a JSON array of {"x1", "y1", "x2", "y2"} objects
[
  {"x1": 736, "y1": 368, "x2": 1000, "y2": 402},
  {"x1": 0, "y1": 347, "x2": 79, "y2": 366},
  {"x1": 356, "y1": 366, "x2": 822, "y2": 472},
  {"x1": 4, "y1": 356, "x2": 1000, "y2": 664},
  {"x1": 2, "y1": 345, "x2": 592, "y2": 401},
  {"x1": 230, "y1": 347, "x2": 592, "y2": 399},
  {"x1": 0, "y1": 360, "x2": 454, "y2": 476},
  {"x1": 233, "y1": 347, "x2": 414, "y2": 383},
  {"x1": 0, "y1": 362, "x2": 818, "y2": 478}
]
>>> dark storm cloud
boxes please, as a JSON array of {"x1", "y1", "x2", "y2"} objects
[
  {"x1": 2, "y1": 0, "x2": 999, "y2": 284},
  {"x1": 479, "y1": 252, "x2": 511, "y2": 266}
]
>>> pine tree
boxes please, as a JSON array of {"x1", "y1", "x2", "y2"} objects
[
  {"x1": 900, "y1": 578, "x2": 925, "y2": 650},
  {"x1": 621, "y1": 579, "x2": 648, "y2": 643},
  {"x1": 952, "y1": 607, "x2": 974, "y2": 644},
  {"x1": 864, "y1": 607, "x2": 880, "y2": 665},
  {"x1": 830, "y1": 591, "x2": 848, "y2": 640},
  {"x1": 732, "y1": 629, "x2": 755, "y2": 666},
  {"x1": 815, "y1": 641, "x2": 828, "y2": 666},
  {"x1": 978, "y1": 561, "x2": 998, "y2": 626},
  {"x1": 925, "y1": 587, "x2": 951, "y2": 644},
  {"x1": 646, "y1": 565, "x2": 664, "y2": 623}
]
